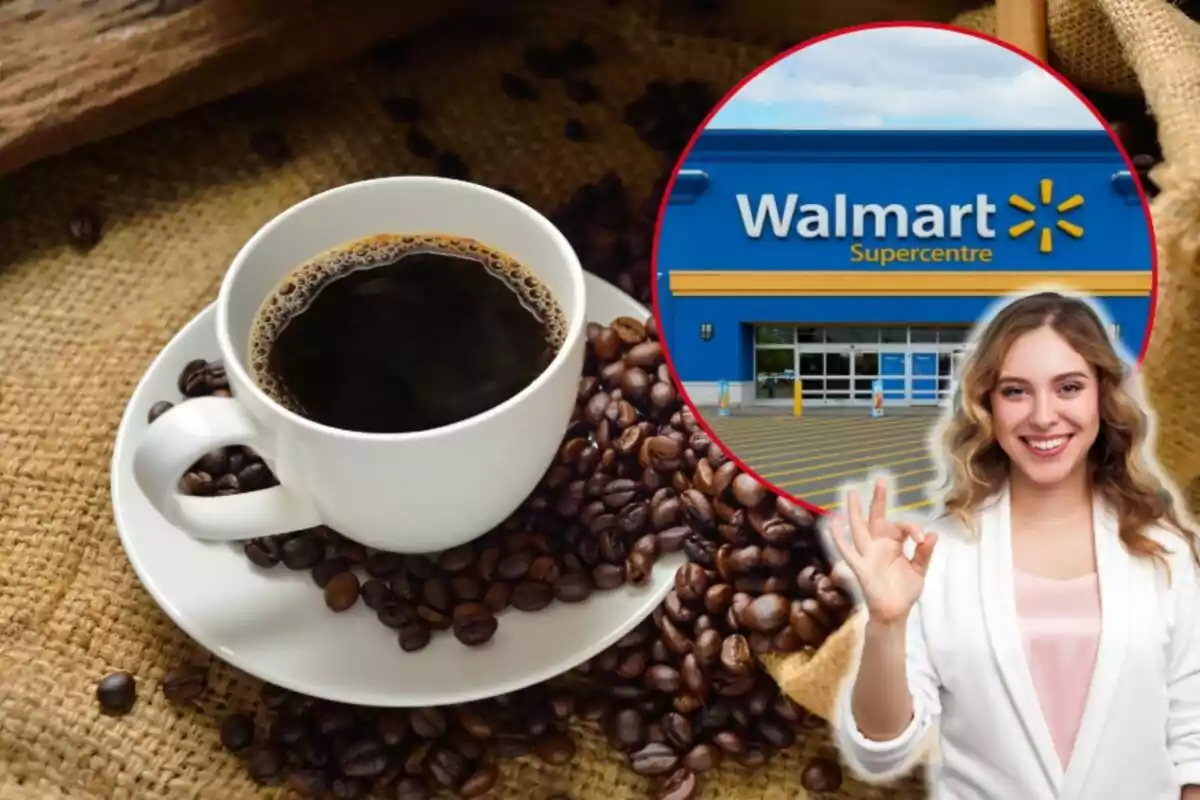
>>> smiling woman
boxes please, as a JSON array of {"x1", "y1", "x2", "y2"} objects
[{"x1": 830, "y1": 290, "x2": 1200, "y2": 799}]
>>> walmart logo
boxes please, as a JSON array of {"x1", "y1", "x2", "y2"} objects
[{"x1": 1008, "y1": 179, "x2": 1084, "y2": 254}]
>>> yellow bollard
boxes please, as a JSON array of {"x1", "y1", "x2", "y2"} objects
[{"x1": 793, "y1": 379, "x2": 803, "y2": 418}]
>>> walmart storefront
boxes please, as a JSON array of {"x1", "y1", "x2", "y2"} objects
[{"x1": 656, "y1": 130, "x2": 1152, "y2": 408}]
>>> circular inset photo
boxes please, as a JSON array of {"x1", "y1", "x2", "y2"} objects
[{"x1": 652, "y1": 23, "x2": 1155, "y2": 514}]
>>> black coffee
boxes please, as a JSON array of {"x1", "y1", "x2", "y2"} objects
[{"x1": 249, "y1": 233, "x2": 566, "y2": 434}]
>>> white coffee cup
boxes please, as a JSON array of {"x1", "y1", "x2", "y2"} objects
[{"x1": 132, "y1": 177, "x2": 587, "y2": 553}]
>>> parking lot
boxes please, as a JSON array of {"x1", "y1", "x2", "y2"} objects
[{"x1": 704, "y1": 409, "x2": 944, "y2": 512}]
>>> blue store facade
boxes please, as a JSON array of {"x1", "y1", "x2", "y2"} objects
[{"x1": 656, "y1": 129, "x2": 1152, "y2": 408}]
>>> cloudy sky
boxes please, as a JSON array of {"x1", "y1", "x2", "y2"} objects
[{"x1": 708, "y1": 26, "x2": 1102, "y2": 130}]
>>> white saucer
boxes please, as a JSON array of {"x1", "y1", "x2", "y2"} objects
[{"x1": 110, "y1": 273, "x2": 683, "y2": 707}]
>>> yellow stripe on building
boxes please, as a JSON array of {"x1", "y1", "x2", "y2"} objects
[{"x1": 668, "y1": 270, "x2": 1152, "y2": 297}]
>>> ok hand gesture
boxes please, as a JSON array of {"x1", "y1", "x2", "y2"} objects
[{"x1": 828, "y1": 478, "x2": 938, "y2": 626}]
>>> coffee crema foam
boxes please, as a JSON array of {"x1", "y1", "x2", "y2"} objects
[{"x1": 248, "y1": 233, "x2": 568, "y2": 417}]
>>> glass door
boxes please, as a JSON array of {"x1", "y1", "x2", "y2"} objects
[
  {"x1": 797, "y1": 351, "x2": 824, "y2": 404},
  {"x1": 853, "y1": 351, "x2": 879, "y2": 405},
  {"x1": 825, "y1": 350, "x2": 852, "y2": 405},
  {"x1": 754, "y1": 348, "x2": 795, "y2": 402}
]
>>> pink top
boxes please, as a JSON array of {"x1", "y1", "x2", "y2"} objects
[{"x1": 1013, "y1": 569, "x2": 1102, "y2": 770}]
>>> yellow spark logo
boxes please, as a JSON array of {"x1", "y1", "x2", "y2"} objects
[{"x1": 1007, "y1": 179, "x2": 1084, "y2": 254}]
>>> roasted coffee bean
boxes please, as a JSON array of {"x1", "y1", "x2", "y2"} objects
[
  {"x1": 96, "y1": 671, "x2": 136, "y2": 715},
  {"x1": 281, "y1": 534, "x2": 323, "y2": 570},
  {"x1": 405, "y1": 129, "x2": 437, "y2": 159},
  {"x1": 435, "y1": 151, "x2": 469, "y2": 180},
  {"x1": 417, "y1": 605, "x2": 451, "y2": 630},
  {"x1": 377, "y1": 598, "x2": 416, "y2": 628},
  {"x1": 286, "y1": 769, "x2": 329, "y2": 795},
  {"x1": 483, "y1": 581, "x2": 512, "y2": 613},
  {"x1": 564, "y1": 118, "x2": 588, "y2": 141},
  {"x1": 179, "y1": 471, "x2": 214, "y2": 495},
  {"x1": 324, "y1": 571, "x2": 360, "y2": 612},
  {"x1": 409, "y1": 707, "x2": 446, "y2": 739},
  {"x1": 310, "y1": 557, "x2": 351, "y2": 588},
  {"x1": 501, "y1": 73, "x2": 539, "y2": 100},
  {"x1": 421, "y1": 577, "x2": 452, "y2": 612},
  {"x1": 339, "y1": 737, "x2": 390, "y2": 778},
  {"x1": 731, "y1": 473, "x2": 769, "y2": 507},
  {"x1": 674, "y1": 562, "x2": 708, "y2": 604},
  {"x1": 511, "y1": 580, "x2": 555, "y2": 611},
  {"x1": 68, "y1": 205, "x2": 102, "y2": 251},
  {"x1": 247, "y1": 746, "x2": 285, "y2": 784},
  {"x1": 683, "y1": 742, "x2": 721, "y2": 773},
  {"x1": 661, "y1": 712, "x2": 693, "y2": 750},
  {"x1": 790, "y1": 598, "x2": 828, "y2": 645},
  {"x1": 802, "y1": 756, "x2": 844, "y2": 792},
  {"x1": 658, "y1": 768, "x2": 698, "y2": 800},
  {"x1": 452, "y1": 602, "x2": 498, "y2": 646},
  {"x1": 719, "y1": 634, "x2": 754, "y2": 676},
  {"x1": 162, "y1": 664, "x2": 207, "y2": 704},
  {"x1": 219, "y1": 712, "x2": 256, "y2": 752},
  {"x1": 680, "y1": 652, "x2": 706, "y2": 694},
  {"x1": 593, "y1": 562, "x2": 625, "y2": 589},
  {"x1": 428, "y1": 747, "x2": 470, "y2": 788},
  {"x1": 609, "y1": 708, "x2": 647, "y2": 749},
  {"x1": 394, "y1": 778, "x2": 431, "y2": 800},
  {"x1": 534, "y1": 730, "x2": 577, "y2": 765},
  {"x1": 554, "y1": 572, "x2": 593, "y2": 602},
  {"x1": 610, "y1": 316, "x2": 647, "y2": 345},
  {"x1": 363, "y1": 551, "x2": 403, "y2": 578},
  {"x1": 147, "y1": 400, "x2": 174, "y2": 423},
  {"x1": 712, "y1": 730, "x2": 745, "y2": 754},
  {"x1": 630, "y1": 742, "x2": 679, "y2": 776},
  {"x1": 626, "y1": 549, "x2": 653, "y2": 585},
  {"x1": 237, "y1": 462, "x2": 272, "y2": 491},
  {"x1": 459, "y1": 763, "x2": 500, "y2": 797},
  {"x1": 738, "y1": 593, "x2": 789, "y2": 632},
  {"x1": 244, "y1": 539, "x2": 279, "y2": 568},
  {"x1": 644, "y1": 665, "x2": 682, "y2": 693},
  {"x1": 359, "y1": 578, "x2": 392, "y2": 611},
  {"x1": 562, "y1": 38, "x2": 597, "y2": 69},
  {"x1": 497, "y1": 550, "x2": 534, "y2": 580},
  {"x1": 398, "y1": 623, "x2": 431, "y2": 652},
  {"x1": 381, "y1": 96, "x2": 422, "y2": 123}
]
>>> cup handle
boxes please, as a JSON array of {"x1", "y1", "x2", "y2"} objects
[{"x1": 132, "y1": 396, "x2": 323, "y2": 542}]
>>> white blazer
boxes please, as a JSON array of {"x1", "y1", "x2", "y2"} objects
[{"x1": 833, "y1": 487, "x2": 1200, "y2": 800}]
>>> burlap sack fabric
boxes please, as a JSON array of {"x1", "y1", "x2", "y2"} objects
[{"x1": 0, "y1": 0, "x2": 1195, "y2": 799}]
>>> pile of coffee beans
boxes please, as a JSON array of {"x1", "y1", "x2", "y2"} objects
[
  {"x1": 135, "y1": 311, "x2": 852, "y2": 797},
  {"x1": 232, "y1": 681, "x2": 579, "y2": 798}
]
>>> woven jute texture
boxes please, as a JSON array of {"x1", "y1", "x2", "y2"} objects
[{"x1": 0, "y1": 0, "x2": 1195, "y2": 798}]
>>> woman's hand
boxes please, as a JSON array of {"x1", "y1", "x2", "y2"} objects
[{"x1": 828, "y1": 478, "x2": 938, "y2": 626}]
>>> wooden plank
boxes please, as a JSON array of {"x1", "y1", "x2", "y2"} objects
[{"x1": 0, "y1": 0, "x2": 488, "y2": 176}]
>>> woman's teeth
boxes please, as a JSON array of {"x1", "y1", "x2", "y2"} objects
[{"x1": 1030, "y1": 437, "x2": 1067, "y2": 451}]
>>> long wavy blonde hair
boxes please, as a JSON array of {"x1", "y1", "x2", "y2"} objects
[{"x1": 934, "y1": 290, "x2": 1198, "y2": 567}]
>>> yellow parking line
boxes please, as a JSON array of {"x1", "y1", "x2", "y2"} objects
[
  {"x1": 775, "y1": 454, "x2": 931, "y2": 491},
  {"x1": 739, "y1": 433, "x2": 931, "y2": 468},
  {"x1": 806, "y1": 466, "x2": 938, "y2": 509},
  {"x1": 893, "y1": 497, "x2": 935, "y2": 513},
  {"x1": 757, "y1": 443, "x2": 929, "y2": 478},
  {"x1": 729, "y1": 431, "x2": 926, "y2": 470},
  {"x1": 711, "y1": 417, "x2": 934, "y2": 447}
]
